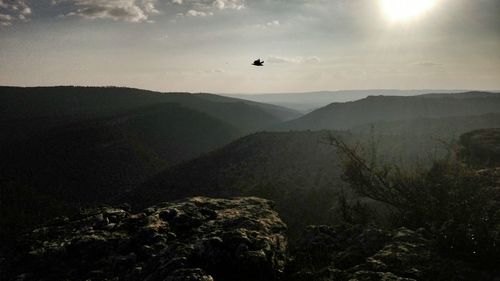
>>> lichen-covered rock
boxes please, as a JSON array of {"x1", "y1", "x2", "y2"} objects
[
  {"x1": 286, "y1": 225, "x2": 499, "y2": 281},
  {"x1": 2, "y1": 197, "x2": 287, "y2": 281}
]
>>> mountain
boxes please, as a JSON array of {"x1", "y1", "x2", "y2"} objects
[
  {"x1": 277, "y1": 92, "x2": 500, "y2": 131},
  {"x1": 1, "y1": 103, "x2": 240, "y2": 199},
  {"x1": 0, "y1": 86, "x2": 303, "y2": 241},
  {"x1": 123, "y1": 131, "x2": 347, "y2": 231},
  {"x1": 0, "y1": 103, "x2": 242, "y2": 240},
  {"x1": 418, "y1": 91, "x2": 500, "y2": 99},
  {"x1": 194, "y1": 93, "x2": 302, "y2": 121},
  {"x1": 0, "y1": 86, "x2": 295, "y2": 141},
  {"x1": 126, "y1": 131, "x2": 342, "y2": 207},
  {"x1": 224, "y1": 90, "x2": 469, "y2": 112},
  {"x1": 122, "y1": 128, "x2": 441, "y2": 207},
  {"x1": 125, "y1": 111, "x2": 500, "y2": 231},
  {"x1": 352, "y1": 113, "x2": 500, "y2": 137}
]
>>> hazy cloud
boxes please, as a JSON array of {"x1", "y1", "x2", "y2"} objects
[
  {"x1": 179, "y1": 0, "x2": 244, "y2": 11},
  {"x1": 0, "y1": 0, "x2": 31, "y2": 26},
  {"x1": 267, "y1": 55, "x2": 320, "y2": 64},
  {"x1": 175, "y1": 0, "x2": 244, "y2": 17},
  {"x1": 251, "y1": 19, "x2": 280, "y2": 29},
  {"x1": 50, "y1": 0, "x2": 245, "y2": 22},
  {"x1": 53, "y1": 0, "x2": 160, "y2": 22},
  {"x1": 411, "y1": 61, "x2": 442, "y2": 67},
  {"x1": 202, "y1": 68, "x2": 224, "y2": 74},
  {"x1": 185, "y1": 9, "x2": 212, "y2": 16},
  {"x1": 212, "y1": 0, "x2": 244, "y2": 10}
]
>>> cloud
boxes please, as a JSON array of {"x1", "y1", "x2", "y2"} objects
[
  {"x1": 177, "y1": 0, "x2": 244, "y2": 15},
  {"x1": 202, "y1": 68, "x2": 224, "y2": 74},
  {"x1": 175, "y1": 0, "x2": 244, "y2": 17},
  {"x1": 267, "y1": 55, "x2": 320, "y2": 64},
  {"x1": 178, "y1": 0, "x2": 244, "y2": 10},
  {"x1": 251, "y1": 20, "x2": 280, "y2": 29},
  {"x1": 410, "y1": 61, "x2": 442, "y2": 67},
  {"x1": 51, "y1": 0, "x2": 245, "y2": 22},
  {"x1": 212, "y1": 0, "x2": 244, "y2": 10},
  {"x1": 53, "y1": 0, "x2": 160, "y2": 23},
  {"x1": 185, "y1": 9, "x2": 213, "y2": 16},
  {"x1": 0, "y1": 0, "x2": 31, "y2": 26}
]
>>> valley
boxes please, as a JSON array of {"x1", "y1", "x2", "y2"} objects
[{"x1": 1, "y1": 87, "x2": 499, "y2": 280}]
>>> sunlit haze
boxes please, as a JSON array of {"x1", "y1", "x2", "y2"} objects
[
  {"x1": 1, "y1": 0, "x2": 499, "y2": 93},
  {"x1": 380, "y1": 0, "x2": 437, "y2": 22}
]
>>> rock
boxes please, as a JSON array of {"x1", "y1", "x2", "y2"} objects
[
  {"x1": 164, "y1": 268, "x2": 214, "y2": 281},
  {"x1": 286, "y1": 225, "x2": 495, "y2": 281},
  {"x1": 349, "y1": 270, "x2": 416, "y2": 281},
  {"x1": 3, "y1": 197, "x2": 286, "y2": 281}
]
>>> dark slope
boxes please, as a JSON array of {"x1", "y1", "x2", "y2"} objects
[
  {"x1": 1, "y1": 103, "x2": 239, "y2": 199},
  {"x1": 127, "y1": 122, "x2": 478, "y2": 211},
  {"x1": 0, "y1": 86, "x2": 288, "y2": 137},
  {"x1": 459, "y1": 128, "x2": 500, "y2": 167},
  {"x1": 347, "y1": 113, "x2": 500, "y2": 166},
  {"x1": 194, "y1": 93, "x2": 302, "y2": 121},
  {"x1": 0, "y1": 86, "x2": 295, "y2": 241},
  {"x1": 124, "y1": 131, "x2": 347, "y2": 232},
  {"x1": 353, "y1": 113, "x2": 500, "y2": 137},
  {"x1": 277, "y1": 92, "x2": 500, "y2": 130},
  {"x1": 419, "y1": 91, "x2": 500, "y2": 99},
  {"x1": 125, "y1": 111, "x2": 500, "y2": 231},
  {"x1": 0, "y1": 103, "x2": 239, "y2": 240},
  {"x1": 127, "y1": 131, "x2": 343, "y2": 208}
]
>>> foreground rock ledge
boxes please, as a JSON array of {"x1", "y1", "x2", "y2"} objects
[{"x1": 4, "y1": 197, "x2": 287, "y2": 281}]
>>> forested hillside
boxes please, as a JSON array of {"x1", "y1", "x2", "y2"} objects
[
  {"x1": 2, "y1": 87, "x2": 499, "y2": 259},
  {"x1": 0, "y1": 86, "x2": 296, "y2": 138},
  {"x1": 0, "y1": 86, "x2": 297, "y2": 241},
  {"x1": 278, "y1": 92, "x2": 500, "y2": 130}
]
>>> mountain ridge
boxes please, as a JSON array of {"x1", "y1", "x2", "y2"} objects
[
  {"x1": 223, "y1": 89, "x2": 486, "y2": 112},
  {"x1": 276, "y1": 92, "x2": 500, "y2": 130}
]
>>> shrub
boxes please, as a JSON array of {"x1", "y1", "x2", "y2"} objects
[{"x1": 329, "y1": 136, "x2": 500, "y2": 267}]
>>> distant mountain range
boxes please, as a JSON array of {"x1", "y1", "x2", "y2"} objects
[
  {"x1": 224, "y1": 90, "x2": 476, "y2": 112},
  {"x1": 0, "y1": 86, "x2": 300, "y2": 138},
  {"x1": 276, "y1": 92, "x2": 500, "y2": 130}
]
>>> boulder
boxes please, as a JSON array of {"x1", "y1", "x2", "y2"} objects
[
  {"x1": 286, "y1": 225, "x2": 496, "y2": 281},
  {"x1": 2, "y1": 197, "x2": 287, "y2": 281}
]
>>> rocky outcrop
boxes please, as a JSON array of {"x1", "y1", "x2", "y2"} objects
[
  {"x1": 286, "y1": 225, "x2": 498, "y2": 281},
  {"x1": 3, "y1": 196, "x2": 498, "y2": 281},
  {"x1": 2, "y1": 197, "x2": 287, "y2": 281}
]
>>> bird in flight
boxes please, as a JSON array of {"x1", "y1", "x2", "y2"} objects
[{"x1": 252, "y1": 59, "x2": 264, "y2": 66}]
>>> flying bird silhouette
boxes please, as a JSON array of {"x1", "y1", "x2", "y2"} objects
[{"x1": 252, "y1": 59, "x2": 264, "y2": 66}]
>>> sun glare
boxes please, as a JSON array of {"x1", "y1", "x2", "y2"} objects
[{"x1": 380, "y1": 0, "x2": 437, "y2": 22}]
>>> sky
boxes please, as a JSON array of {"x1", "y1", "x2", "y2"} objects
[{"x1": 0, "y1": 0, "x2": 499, "y2": 93}]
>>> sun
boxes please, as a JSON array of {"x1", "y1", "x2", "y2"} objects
[{"x1": 380, "y1": 0, "x2": 437, "y2": 22}]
